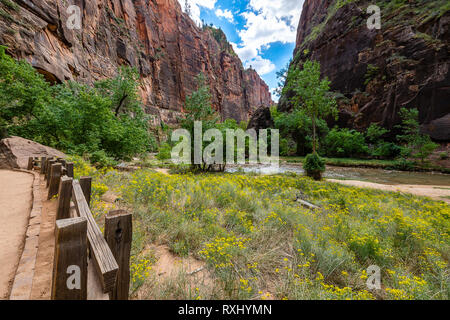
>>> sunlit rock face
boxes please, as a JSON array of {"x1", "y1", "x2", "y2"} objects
[
  {"x1": 0, "y1": 0, "x2": 273, "y2": 124},
  {"x1": 280, "y1": 0, "x2": 449, "y2": 141}
]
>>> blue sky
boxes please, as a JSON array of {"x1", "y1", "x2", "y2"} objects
[{"x1": 177, "y1": 0, "x2": 305, "y2": 102}]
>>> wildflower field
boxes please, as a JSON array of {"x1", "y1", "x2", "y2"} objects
[{"x1": 73, "y1": 158, "x2": 449, "y2": 300}]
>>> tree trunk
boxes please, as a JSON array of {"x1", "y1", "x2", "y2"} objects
[{"x1": 312, "y1": 116, "x2": 317, "y2": 154}]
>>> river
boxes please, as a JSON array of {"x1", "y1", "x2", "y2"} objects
[{"x1": 225, "y1": 164, "x2": 450, "y2": 187}]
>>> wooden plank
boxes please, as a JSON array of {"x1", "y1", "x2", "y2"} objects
[
  {"x1": 66, "y1": 162, "x2": 74, "y2": 178},
  {"x1": 72, "y1": 180, "x2": 118, "y2": 293},
  {"x1": 297, "y1": 199, "x2": 320, "y2": 210},
  {"x1": 105, "y1": 210, "x2": 132, "y2": 300},
  {"x1": 80, "y1": 176, "x2": 92, "y2": 207},
  {"x1": 40, "y1": 157, "x2": 47, "y2": 174},
  {"x1": 51, "y1": 217, "x2": 88, "y2": 300},
  {"x1": 48, "y1": 163, "x2": 62, "y2": 200},
  {"x1": 87, "y1": 258, "x2": 109, "y2": 300},
  {"x1": 57, "y1": 176, "x2": 73, "y2": 220}
]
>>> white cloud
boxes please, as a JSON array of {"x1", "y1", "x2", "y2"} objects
[
  {"x1": 234, "y1": 0, "x2": 304, "y2": 73},
  {"x1": 245, "y1": 56, "x2": 276, "y2": 76},
  {"x1": 215, "y1": 8, "x2": 235, "y2": 23},
  {"x1": 178, "y1": 0, "x2": 217, "y2": 25}
]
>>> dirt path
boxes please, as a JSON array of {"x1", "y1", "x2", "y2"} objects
[
  {"x1": 0, "y1": 170, "x2": 33, "y2": 300},
  {"x1": 328, "y1": 179, "x2": 450, "y2": 203},
  {"x1": 29, "y1": 175, "x2": 57, "y2": 300}
]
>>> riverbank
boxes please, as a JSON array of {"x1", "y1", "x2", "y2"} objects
[
  {"x1": 328, "y1": 179, "x2": 450, "y2": 204},
  {"x1": 281, "y1": 156, "x2": 450, "y2": 174}
]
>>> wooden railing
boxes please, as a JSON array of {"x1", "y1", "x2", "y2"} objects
[{"x1": 29, "y1": 156, "x2": 132, "y2": 300}]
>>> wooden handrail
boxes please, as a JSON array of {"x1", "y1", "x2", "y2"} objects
[{"x1": 72, "y1": 180, "x2": 119, "y2": 293}]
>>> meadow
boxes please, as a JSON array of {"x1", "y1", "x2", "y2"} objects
[{"x1": 72, "y1": 158, "x2": 449, "y2": 300}]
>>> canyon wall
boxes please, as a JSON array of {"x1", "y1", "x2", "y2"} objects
[
  {"x1": 280, "y1": 0, "x2": 449, "y2": 141},
  {"x1": 0, "y1": 0, "x2": 273, "y2": 124}
]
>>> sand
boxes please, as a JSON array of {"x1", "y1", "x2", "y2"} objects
[
  {"x1": 0, "y1": 170, "x2": 33, "y2": 299},
  {"x1": 328, "y1": 179, "x2": 450, "y2": 203}
]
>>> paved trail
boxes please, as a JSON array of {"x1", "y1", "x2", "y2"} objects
[{"x1": 0, "y1": 170, "x2": 33, "y2": 299}]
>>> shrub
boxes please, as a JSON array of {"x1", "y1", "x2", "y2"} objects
[
  {"x1": 0, "y1": 46, "x2": 154, "y2": 160},
  {"x1": 157, "y1": 143, "x2": 172, "y2": 161},
  {"x1": 323, "y1": 128, "x2": 368, "y2": 158},
  {"x1": 396, "y1": 108, "x2": 438, "y2": 163},
  {"x1": 371, "y1": 142, "x2": 402, "y2": 159},
  {"x1": 303, "y1": 153, "x2": 325, "y2": 180},
  {"x1": 89, "y1": 150, "x2": 117, "y2": 168},
  {"x1": 439, "y1": 152, "x2": 448, "y2": 160}
]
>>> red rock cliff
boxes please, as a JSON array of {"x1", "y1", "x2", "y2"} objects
[
  {"x1": 281, "y1": 0, "x2": 449, "y2": 141},
  {"x1": 0, "y1": 0, "x2": 273, "y2": 124}
]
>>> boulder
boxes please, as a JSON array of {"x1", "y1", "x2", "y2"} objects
[
  {"x1": 248, "y1": 106, "x2": 274, "y2": 132},
  {"x1": 0, "y1": 137, "x2": 66, "y2": 170}
]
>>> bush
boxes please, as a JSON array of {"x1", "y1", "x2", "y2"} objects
[
  {"x1": 157, "y1": 143, "x2": 172, "y2": 161},
  {"x1": 303, "y1": 153, "x2": 325, "y2": 180},
  {"x1": 0, "y1": 46, "x2": 154, "y2": 160},
  {"x1": 89, "y1": 150, "x2": 117, "y2": 168},
  {"x1": 439, "y1": 152, "x2": 448, "y2": 160},
  {"x1": 322, "y1": 128, "x2": 368, "y2": 158},
  {"x1": 370, "y1": 142, "x2": 402, "y2": 159},
  {"x1": 396, "y1": 108, "x2": 438, "y2": 163}
]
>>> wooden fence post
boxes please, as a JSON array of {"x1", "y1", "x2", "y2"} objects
[
  {"x1": 46, "y1": 159, "x2": 56, "y2": 186},
  {"x1": 44, "y1": 158, "x2": 52, "y2": 176},
  {"x1": 40, "y1": 157, "x2": 47, "y2": 174},
  {"x1": 48, "y1": 163, "x2": 62, "y2": 200},
  {"x1": 27, "y1": 157, "x2": 34, "y2": 170},
  {"x1": 105, "y1": 210, "x2": 132, "y2": 300},
  {"x1": 57, "y1": 176, "x2": 73, "y2": 220},
  {"x1": 80, "y1": 176, "x2": 92, "y2": 207},
  {"x1": 66, "y1": 162, "x2": 74, "y2": 178},
  {"x1": 51, "y1": 217, "x2": 88, "y2": 300}
]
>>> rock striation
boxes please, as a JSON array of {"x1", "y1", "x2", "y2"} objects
[
  {"x1": 280, "y1": 0, "x2": 449, "y2": 141},
  {"x1": 0, "y1": 0, "x2": 273, "y2": 124}
]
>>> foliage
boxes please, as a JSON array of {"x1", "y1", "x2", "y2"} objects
[
  {"x1": 322, "y1": 127, "x2": 368, "y2": 158},
  {"x1": 396, "y1": 108, "x2": 438, "y2": 163},
  {"x1": 282, "y1": 60, "x2": 337, "y2": 153},
  {"x1": 364, "y1": 64, "x2": 379, "y2": 85},
  {"x1": 303, "y1": 152, "x2": 326, "y2": 180},
  {"x1": 271, "y1": 106, "x2": 329, "y2": 156},
  {"x1": 157, "y1": 143, "x2": 173, "y2": 161},
  {"x1": 0, "y1": 47, "x2": 154, "y2": 162},
  {"x1": 93, "y1": 167, "x2": 449, "y2": 300}
]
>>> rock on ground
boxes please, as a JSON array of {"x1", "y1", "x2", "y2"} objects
[{"x1": 0, "y1": 137, "x2": 65, "y2": 170}]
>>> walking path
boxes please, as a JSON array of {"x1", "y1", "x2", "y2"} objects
[
  {"x1": 0, "y1": 170, "x2": 33, "y2": 299},
  {"x1": 328, "y1": 179, "x2": 450, "y2": 203}
]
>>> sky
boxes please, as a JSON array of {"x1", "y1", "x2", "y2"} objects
[{"x1": 177, "y1": 0, "x2": 305, "y2": 102}]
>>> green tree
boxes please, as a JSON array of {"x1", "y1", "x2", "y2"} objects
[
  {"x1": 0, "y1": 46, "x2": 154, "y2": 162},
  {"x1": 179, "y1": 73, "x2": 220, "y2": 171},
  {"x1": 271, "y1": 106, "x2": 328, "y2": 156},
  {"x1": 282, "y1": 60, "x2": 337, "y2": 153},
  {"x1": 0, "y1": 45, "x2": 52, "y2": 140},
  {"x1": 396, "y1": 108, "x2": 438, "y2": 164}
]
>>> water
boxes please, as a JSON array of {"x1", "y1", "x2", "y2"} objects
[{"x1": 226, "y1": 164, "x2": 450, "y2": 186}]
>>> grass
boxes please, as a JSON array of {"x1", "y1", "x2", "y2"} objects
[
  {"x1": 0, "y1": 0, "x2": 19, "y2": 11},
  {"x1": 73, "y1": 156, "x2": 450, "y2": 300}
]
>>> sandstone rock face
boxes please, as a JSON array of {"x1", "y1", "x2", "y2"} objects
[
  {"x1": 0, "y1": 136, "x2": 66, "y2": 169},
  {"x1": 0, "y1": 0, "x2": 272, "y2": 124},
  {"x1": 248, "y1": 106, "x2": 274, "y2": 133},
  {"x1": 281, "y1": 0, "x2": 449, "y2": 141}
]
